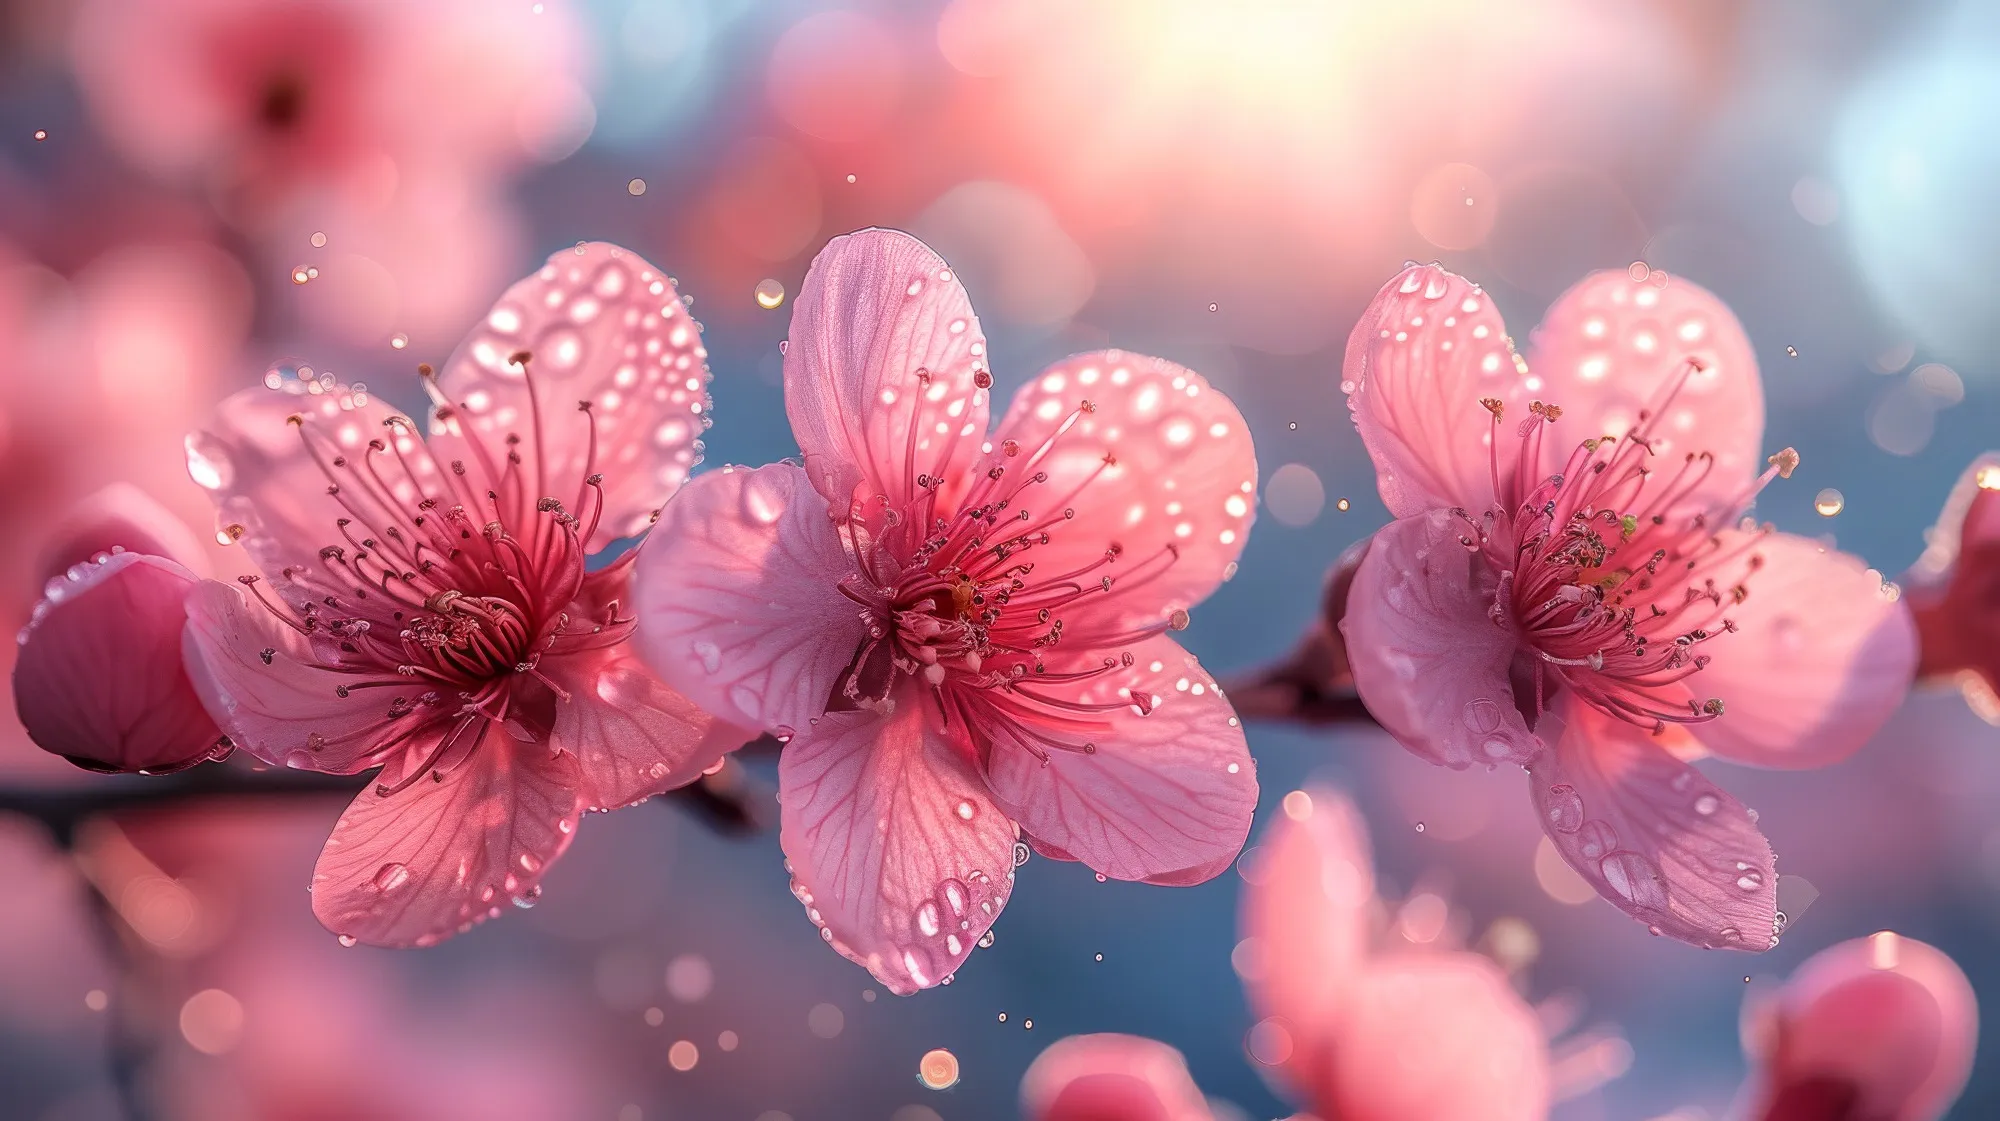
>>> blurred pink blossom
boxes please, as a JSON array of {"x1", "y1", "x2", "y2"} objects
[
  {"x1": 1734, "y1": 932, "x2": 1976, "y2": 1121},
  {"x1": 1905, "y1": 453, "x2": 2000, "y2": 723},
  {"x1": 1240, "y1": 786, "x2": 1552, "y2": 1121},
  {"x1": 67, "y1": 0, "x2": 586, "y2": 344},
  {"x1": 634, "y1": 228, "x2": 1259, "y2": 993},
  {"x1": 1020, "y1": 1033, "x2": 1213, "y2": 1121},
  {"x1": 150, "y1": 242, "x2": 746, "y2": 947},
  {"x1": 1339, "y1": 264, "x2": 1915, "y2": 947}
]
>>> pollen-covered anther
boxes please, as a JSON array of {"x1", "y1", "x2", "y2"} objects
[
  {"x1": 1481, "y1": 397, "x2": 1505, "y2": 420},
  {"x1": 1768, "y1": 447, "x2": 1800, "y2": 479},
  {"x1": 1701, "y1": 698, "x2": 1725, "y2": 716},
  {"x1": 507, "y1": 349, "x2": 533, "y2": 367}
]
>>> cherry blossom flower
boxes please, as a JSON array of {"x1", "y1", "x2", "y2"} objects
[
  {"x1": 1020, "y1": 1033, "x2": 1214, "y2": 1121},
  {"x1": 1734, "y1": 931, "x2": 1976, "y2": 1121},
  {"x1": 634, "y1": 228, "x2": 1259, "y2": 994},
  {"x1": 1904, "y1": 453, "x2": 2000, "y2": 723},
  {"x1": 169, "y1": 242, "x2": 748, "y2": 947},
  {"x1": 1339, "y1": 264, "x2": 1915, "y2": 949},
  {"x1": 14, "y1": 485, "x2": 228, "y2": 775},
  {"x1": 1240, "y1": 787, "x2": 1555, "y2": 1121}
]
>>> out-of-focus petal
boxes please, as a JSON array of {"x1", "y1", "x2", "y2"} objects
[
  {"x1": 1524, "y1": 269, "x2": 1764, "y2": 509},
  {"x1": 784, "y1": 228, "x2": 991, "y2": 514},
  {"x1": 180, "y1": 580, "x2": 419, "y2": 774},
  {"x1": 980, "y1": 351, "x2": 1256, "y2": 638},
  {"x1": 1239, "y1": 787, "x2": 1374, "y2": 1060},
  {"x1": 1692, "y1": 531, "x2": 1915, "y2": 769},
  {"x1": 36, "y1": 482, "x2": 210, "y2": 579},
  {"x1": 1341, "y1": 511, "x2": 1543, "y2": 768},
  {"x1": 1905, "y1": 453, "x2": 2000, "y2": 714},
  {"x1": 632, "y1": 462, "x2": 866, "y2": 735},
  {"x1": 777, "y1": 701, "x2": 1016, "y2": 995},
  {"x1": 311, "y1": 744, "x2": 583, "y2": 947},
  {"x1": 1021, "y1": 1034, "x2": 1213, "y2": 1121},
  {"x1": 1747, "y1": 932, "x2": 1977, "y2": 1121},
  {"x1": 542, "y1": 647, "x2": 756, "y2": 811},
  {"x1": 981, "y1": 636, "x2": 1255, "y2": 884},
  {"x1": 1304, "y1": 954, "x2": 1550, "y2": 1121},
  {"x1": 185, "y1": 378, "x2": 436, "y2": 609},
  {"x1": 1344, "y1": 264, "x2": 1527, "y2": 517},
  {"x1": 14, "y1": 553, "x2": 224, "y2": 774},
  {"x1": 1529, "y1": 702, "x2": 1777, "y2": 950},
  {"x1": 435, "y1": 242, "x2": 711, "y2": 550}
]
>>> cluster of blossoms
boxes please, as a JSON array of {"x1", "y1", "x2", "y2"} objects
[{"x1": 11, "y1": 230, "x2": 1995, "y2": 1030}]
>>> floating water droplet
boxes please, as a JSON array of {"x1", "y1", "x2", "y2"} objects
[
  {"x1": 627, "y1": 178, "x2": 647, "y2": 196},
  {"x1": 1336, "y1": 498, "x2": 1351, "y2": 511},
  {"x1": 754, "y1": 278, "x2": 785, "y2": 309},
  {"x1": 1208, "y1": 302, "x2": 1219, "y2": 312},
  {"x1": 310, "y1": 231, "x2": 327, "y2": 248},
  {"x1": 291, "y1": 266, "x2": 313, "y2": 285},
  {"x1": 918, "y1": 1048, "x2": 960, "y2": 1090},
  {"x1": 1414, "y1": 821, "x2": 1426, "y2": 833},
  {"x1": 390, "y1": 333, "x2": 408, "y2": 350},
  {"x1": 846, "y1": 173, "x2": 857, "y2": 183},
  {"x1": 1786, "y1": 346, "x2": 1799, "y2": 358},
  {"x1": 1814, "y1": 488, "x2": 1844, "y2": 517},
  {"x1": 33, "y1": 129, "x2": 48, "y2": 141}
]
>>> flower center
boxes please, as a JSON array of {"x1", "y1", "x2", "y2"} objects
[
  {"x1": 227, "y1": 356, "x2": 632, "y2": 791},
  {"x1": 1464, "y1": 366, "x2": 1795, "y2": 733},
  {"x1": 826, "y1": 382, "x2": 1187, "y2": 757}
]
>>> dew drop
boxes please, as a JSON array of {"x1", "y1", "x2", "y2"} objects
[
  {"x1": 1814, "y1": 488, "x2": 1844, "y2": 517},
  {"x1": 337, "y1": 934, "x2": 358, "y2": 948},
  {"x1": 1414, "y1": 821, "x2": 1426, "y2": 833},
  {"x1": 1575, "y1": 819, "x2": 1618, "y2": 861},
  {"x1": 1600, "y1": 851, "x2": 1670, "y2": 911},
  {"x1": 513, "y1": 885, "x2": 543, "y2": 909},
  {"x1": 1694, "y1": 793, "x2": 1720, "y2": 816},
  {"x1": 1012, "y1": 841, "x2": 1031, "y2": 868},
  {"x1": 390, "y1": 333, "x2": 409, "y2": 350},
  {"x1": 627, "y1": 178, "x2": 647, "y2": 196},
  {"x1": 693, "y1": 640, "x2": 722, "y2": 674},
  {"x1": 973, "y1": 370, "x2": 993, "y2": 389},
  {"x1": 33, "y1": 129, "x2": 48, "y2": 141},
  {"x1": 918, "y1": 1048, "x2": 960, "y2": 1090},
  {"x1": 1208, "y1": 302, "x2": 1219, "y2": 312},
  {"x1": 1786, "y1": 346, "x2": 1799, "y2": 358},
  {"x1": 291, "y1": 266, "x2": 313, "y2": 285},
  {"x1": 372, "y1": 862, "x2": 411, "y2": 892},
  {"x1": 754, "y1": 278, "x2": 786, "y2": 309},
  {"x1": 1544, "y1": 784, "x2": 1585, "y2": 833}
]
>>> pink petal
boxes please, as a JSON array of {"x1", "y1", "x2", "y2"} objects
[
  {"x1": 784, "y1": 228, "x2": 991, "y2": 514},
  {"x1": 1750, "y1": 932, "x2": 1976, "y2": 1121},
  {"x1": 1525, "y1": 269, "x2": 1764, "y2": 508},
  {"x1": 1528, "y1": 701, "x2": 1777, "y2": 950},
  {"x1": 13, "y1": 553, "x2": 225, "y2": 775},
  {"x1": 981, "y1": 352, "x2": 1257, "y2": 638},
  {"x1": 435, "y1": 242, "x2": 711, "y2": 551},
  {"x1": 982, "y1": 636, "x2": 1255, "y2": 884},
  {"x1": 1306, "y1": 955, "x2": 1549, "y2": 1121},
  {"x1": 180, "y1": 579, "x2": 424, "y2": 773},
  {"x1": 540, "y1": 647, "x2": 756, "y2": 811},
  {"x1": 1020, "y1": 1034, "x2": 1213, "y2": 1121},
  {"x1": 632, "y1": 462, "x2": 866, "y2": 734},
  {"x1": 1340, "y1": 512, "x2": 1544, "y2": 769},
  {"x1": 37, "y1": 483, "x2": 210, "y2": 580},
  {"x1": 1344, "y1": 264, "x2": 1528, "y2": 517},
  {"x1": 1691, "y1": 531, "x2": 1916, "y2": 769},
  {"x1": 777, "y1": 701, "x2": 1017, "y2": 994},
  {"x1": 311, "y1": 745, "x2": 583, "y2": 947},
  {"x1": 185, "y1": 378, "x2": 437, "y2": 606},
  {"x1": 1903, "y1": 453, "x2": 2000, "y2": 703},
  {"x1": 1238, "y1": 787, "x2": 1374, "y2": 1065}
]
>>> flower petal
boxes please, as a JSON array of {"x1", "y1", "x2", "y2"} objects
[
  {"x1": 1903, "y1": 453, "x2": 2000, "y2": 709},
  {"x1": 310, "y1": 745, "x2": 583, "y2": 947},
  {"x1": 13, "y1": 553, "x2": 225, "y2": 774},
  {"x1": 778, "y1": 700, "x2": 1017, "y2": 994},
  {"x1": 541, "y1": 647, "x2": 756, "y2": 811},
  {"x1": 1238, "y1": 787, "x2": 1373, "y2": 1063},
  {"x1": 1692, "y1": 531, "x2": 1915, "y2": 769},
  {"x1": 1340, "y1": 511, "x2": 1544, "y2": 769},
  {"x1": 180, "y1": 580, "x2": 425, "y2": 773},
  {"x1": 981, "y1": 636, "x2": 1255, "y2": 884},
  {"x1": 1020, "y1": 1034, "x2": 1212, "y2": 1121},
  {"x1": 785, "y1": 228, "x2": 991, "y2": 513},
  {"x1": 1752, "y1": 933, "x2": 1977, "y2": 1121},
  {"x1": 1307, "y1": 955, "x2": 1550, "y2": 1121},
  {"x1": 436, "y1": 242, "x2": 711, "y2": 550},
  {"x1": 1528, "y1": 701, "x2": 1777, "y2": 950},
  {"x1": 1525, "y1": 269, "x2": 1764, "y2": 507},
  {"x1": 980, "y1": 351, "x2": 1257, "y2": 637},
  {"x1": 632, "y1": 462, "x2": 866, "y2": 734},
  {"x1": 38, "y1": 483, "x2": 210, "y2": 579},
  {"x1": 185, "y1": 378, "x2": 438, "y2": 608},
  {"x1": 1344, "y1": 264, "x2": 1528, "y2": 517}
]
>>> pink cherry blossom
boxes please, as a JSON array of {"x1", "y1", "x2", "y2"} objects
[
  {"x1": 1240, "y1": 787, "x2": 1553, "y2": 1121},
  {"x1": 1904, "y1": 453, "x2": 2000, "y2": 722},
  {"x1": 1020, "y1": 1033, "x2": 1214, "y2": 1121},
  {"x1": 1339, "y1": 264, "x2": 1916, "y2": 948},
  {"x1": 634, "y1": 228, "x2": 1259, "y2": 993},
  {"x1": 173, "y1": 242, "x2": 749, "y2": 947},
  {"x1": 1735, "y1": 932, "x2": 1977, "y2": 1121},
  {"x1": 14, "y1": 485, "x2": 228, "y2": 775}
]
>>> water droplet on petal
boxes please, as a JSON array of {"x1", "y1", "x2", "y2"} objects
[
  {"x1": 1545, "y1": 784, "x2": 1585, "y2": 833},
  {"x1": 1575, "y1": 819, "x2": 1618, "y2": 861},
  {"x1": 372, "y1": 862, "x2": 410, "y2": 891}
]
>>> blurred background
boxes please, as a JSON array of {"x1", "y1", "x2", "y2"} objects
[{"x1": 1, "y1": 0, "x2": 1997, "y2": 1117}]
